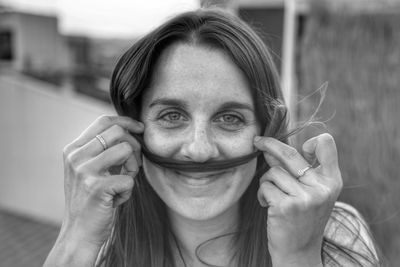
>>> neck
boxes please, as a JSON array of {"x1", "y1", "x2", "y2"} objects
[{"x1": 168, "y1": 203, "x2": 240, "y2": 266}]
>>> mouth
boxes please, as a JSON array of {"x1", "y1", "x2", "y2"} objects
[
  {"x1": 173, "y1": 169, "x2": 229, "y2": 186},
  {"x1": 175, "y1": 169, "x2": 227, "y2": 178}
]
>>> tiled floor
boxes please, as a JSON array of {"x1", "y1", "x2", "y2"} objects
[{"x1": 0, "y1": 210, "x2": 60, "y2": 267}]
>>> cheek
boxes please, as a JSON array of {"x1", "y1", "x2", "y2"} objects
[
  {"x1": 142, "y1": 158, "x2": 164, "y2": 192},
  {"x1": 213, "y1": 129, "x2": 260, "y2": 157},
  {"x1": 235, "y1": 159, "x2": 257, "y2": 190},
  {"x1": 143, "y1": 125, "x2": 179, "y2": 157}
]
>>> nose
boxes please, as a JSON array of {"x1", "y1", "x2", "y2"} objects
[{"x1": 180, "y1": 123, "x2": 219, "y2": 162}]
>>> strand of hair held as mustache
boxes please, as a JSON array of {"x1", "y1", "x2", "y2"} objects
[
  {"x1": 138, "y1": 135, "x2": 263, "y2": 172},
  {"x1": 133, "y1": 133, "x2": 285, "y2": 173}
]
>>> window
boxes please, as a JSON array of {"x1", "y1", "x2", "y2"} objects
[{"x1": 0, "y1": 30, "x2": 13, "y2": 60}]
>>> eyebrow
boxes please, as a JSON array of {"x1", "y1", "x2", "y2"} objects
[
  {"x1": 148, "y1": 98, "x2": 255, "y2": 112},
  {"x1": 149, "y1": 98, "x2": 188, "y2": 109},
  {"x1": 218, "y1": 101, "x2": 255, "y2": 112}
]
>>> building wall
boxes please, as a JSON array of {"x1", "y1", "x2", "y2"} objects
[
  {"x1": 0, "y1": 12, "x2": 71, "y2": 73},
  {"x1": 0, "y1": 73, "x2": 113, "y2": 223}
]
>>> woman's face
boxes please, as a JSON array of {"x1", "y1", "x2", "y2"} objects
[{"x1": 140, "y1": 43, "x2": 261, "y2": 221}]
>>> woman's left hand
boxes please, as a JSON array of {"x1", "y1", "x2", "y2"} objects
[{"x1": 254, "y1": 133, "x2": 343, "y2": 267}]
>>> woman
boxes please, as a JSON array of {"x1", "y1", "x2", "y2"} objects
[{"x1": 45, "y1": 9, "x2": 380, "y2": 267}]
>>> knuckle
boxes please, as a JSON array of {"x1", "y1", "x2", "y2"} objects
[
  {"x1": 321, "y1": 184, "x2": 334, "y2": 197},
  {"x1": 318, "y1": 133, "x2": 335, "y2": 146},
  {"x1": 259, "y1": 181, "x2": 268, "y2": 191},
  {"x1": 301, "y1": 193, "x2": 313, "y2": 207},
  {"x1": 259, "y1": 181, "x2": 273, "y2": 192},
  {"x1": 98, "y1": 115, "x2": 113, "y2": 126},
  {"x1": 63, "y1": 141, "x2": 80, "y2": 158},
  {"x1": 111, "y1": 124, "x2": 126, "y2": 137},
  {"x1": 264, "y1": 167, "x2": 279, "y2": 182},
  {"x1": 124, "y1": 176, "x2": 135, "y2": 189},
  {"x1": 65, "y1": 151, "x2": 80, "y2": 166},
  {"x1": 259, "y1": 173, "x2": 269, "y2": 184},
  {"x1": 315, "y1": 188, "x2": 331, "y2": 205},
  {"x1": 74, "y1": 165, "x2": 89, "y2": 179},
  {"x1": 314, "y1": 184, "x2": 337, "y2": 206},
  {"x1": 286, "y1": 194, "x2": 313, "y2": 213},
  {"x1": 268, "y1": 166, "x2": 280, "y2": 176},
  {"x1": 282, "y1": 146, "x2": 298, "y2": 160},
  {"x1": 255, "y1": 137, "x2": 270, "y2": 150},
  {"x1": 62, "y1": 144, "x2": 72, "y2": 158},
  {"x1": 120, "y1": 142, "x2": 133, "y2": 154},
  {"x1": 83, "y1": 175, "x2": 102, "y2": 195}
]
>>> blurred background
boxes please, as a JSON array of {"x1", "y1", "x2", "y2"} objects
[{"x1": 0, "y1": 0, "x2": 399, "y2": 266}]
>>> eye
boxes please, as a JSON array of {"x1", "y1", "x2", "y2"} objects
[
  {"x1": 220, "y1": 114, "x2": 241, "y2": 124},
  {"x1": 214, "y1": 113, "x2": 245, "y2": 130},
  {"x1": 157, "y1": 110, "x2": 188, "y2": 128},
  {"x1": 163, "y1": 112, "x2": 182, "y2": 121}
]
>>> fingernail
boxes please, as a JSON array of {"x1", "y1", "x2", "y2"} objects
[
  {"x1": 138, "y1": 122, "x2": 145, "y2": 128},
  {"x1": 254, "y1": 136, "x2": 262, "y2": 143}
]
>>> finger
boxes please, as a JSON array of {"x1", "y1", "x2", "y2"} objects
[
  {"x1": 100, "y1": 175, "x2": 134, "y2": 207},
  {"x1": 123, "y1": 153, "x2": 140, "y2": 175},
  {"x1": 69, "y1": 126, "x2": 141, "y2": 169},
  {"x1": 254, "y1": 136, "x2": 280, "y2": 167},
  {"x1": 258, "y1": 180, "x2": 287, "y2": 207},
  {"x1": 303, "y1": 133, "x2": 339, "y2": 177},
  {"x1": 82, "y1": 125, "x2": 142, "y2": 165},
  {"x1": 302, "y1": 137, "x2": 319, "y2": 167},
  {"x1": 254, "y1": 137, "x2": 311, "y2": 178},
  {"x1": 260, "y1": 166, "x2": 304, "y2": 196},
  {"x1": 86, "y1": 142, "x2": 135, "y2": 174},
  {"x1": 263, "y1": 152, "x2": 281, "y2": 168},
  {"x1": 73, "y1": 115, "x2": 144, "y2": 147}
]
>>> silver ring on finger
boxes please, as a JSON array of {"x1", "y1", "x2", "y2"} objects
[
  {"x1": 297, "y1": 165, "x2": 312, "y2": 178},
  {"x1": 95, "y1": 134, "x2": 108, "y2": 151}
]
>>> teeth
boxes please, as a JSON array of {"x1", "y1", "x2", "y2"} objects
[
  {"x1": 176, "y1": 171, "x2": 223, "y2": 179},
  {"x1": 174, "y1": 171, "x2": 223, "y2": 186}
]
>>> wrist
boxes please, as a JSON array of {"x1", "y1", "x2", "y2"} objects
[{"x1": 44, "y1": 225, "x2": 104, "y2": 266}]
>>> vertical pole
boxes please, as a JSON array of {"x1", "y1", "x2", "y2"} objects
[{"x1": 281, "y1": 0, "x2": 298, "y2": 135}]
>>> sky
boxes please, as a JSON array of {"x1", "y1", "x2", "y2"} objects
[{"x1": 2, "y1": 0, "x2": 199, "y2": 38}]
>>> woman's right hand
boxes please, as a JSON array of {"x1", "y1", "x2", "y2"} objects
[{"x1": 45, "y1": 115, "x2": 144, "y2": 266}]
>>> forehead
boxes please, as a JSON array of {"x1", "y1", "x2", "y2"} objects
[{"x1": 142, "y1": 43, "x2": 254, "y2": 107}]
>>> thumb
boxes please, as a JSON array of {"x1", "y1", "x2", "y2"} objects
[
  {"x1": 302, "y1": 136, "x2": 318, "y2": 166},
  {"x1": 302, "y1": 133, "x2": 339, "y2": 176}
]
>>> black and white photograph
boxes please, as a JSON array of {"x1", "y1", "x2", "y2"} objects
[{"x1": 0, "y1": 0, "x2": 398, "y2": 266}]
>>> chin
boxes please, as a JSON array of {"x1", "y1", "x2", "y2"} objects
[
  {"x1": 142, "y1": 158, "x2": 257, "y2": 221},
  {"x1": 169, "y1": 193, "x2": 238, "y2": 221}
]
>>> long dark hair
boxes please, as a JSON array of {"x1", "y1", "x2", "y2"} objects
[{"x1": 100, "y1": 8, "x2": 381, "y2": 267}]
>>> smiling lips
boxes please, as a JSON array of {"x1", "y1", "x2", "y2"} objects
[{"x1": 174, "y1": 170, "x2": 228, "y2": 186}]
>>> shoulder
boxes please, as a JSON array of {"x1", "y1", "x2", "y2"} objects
[
  {"x1": 323, "y1": 202, "x2": 381, "y2": 266},
  {"x1": 325, "y1": 202, "x2": 372, "y2": 246}
]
